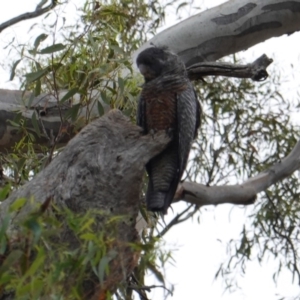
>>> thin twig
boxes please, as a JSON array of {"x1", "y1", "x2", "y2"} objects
[
  {"x1": 128, "y1": 273, "x2": 149, "y2": 300},
  {"x1": 0, "y1": 0, "x2": 58, "y2": 33},
  {"x1": 127, "y1": 284, "x2": 173, "y2": 296},
  {"x1": 266, "y1": 193, "x2": 300, "y2": 285},
  {"x1": 156, "y1": 204, "x2": 198, "y2": 238}
]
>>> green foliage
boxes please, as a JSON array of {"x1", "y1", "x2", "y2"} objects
[
  {"x1": 191, "y1": 72, "x2": 298, "y2": 184},
  {"x1": 4, "y1": 0, "x2": 169, "y2": 177},
  {"x1": 6, "y1": 0, "x2": 168, "y2": 155},
  {"x1": 0, "y1": 197, "x2": 137, "y2": 299},
  {"x1": 3, "y1": 0, "x2": 168, "y2": 180}
]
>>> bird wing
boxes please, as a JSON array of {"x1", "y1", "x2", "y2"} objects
[
  {"x1": 136, "y1": 92, "x2": 147, "y2": 133},
  {"x1": 194, "y1": 89, "x2": 202, "y2": 139},
  {"x1": 137, "y1": 88, "x2": 180, "y2": 213},
  {"x1": 177, "y1": 81, "x2": 201, "y2": 180}
]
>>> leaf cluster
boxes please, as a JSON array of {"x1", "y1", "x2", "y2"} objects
[
  {"x1": 0, "y1": 198, "x2": 132, "y2": 299},
  {"x1": 3, "y1": 0, "x2": 169, "y2": 180}
]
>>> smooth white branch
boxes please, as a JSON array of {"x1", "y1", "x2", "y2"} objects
[
  {"x1": 176, "y1": 138, "x2": 300, "y2": 205},
  {"x1": 133, "y1": 0, "x2": 300, "y2": 66}
]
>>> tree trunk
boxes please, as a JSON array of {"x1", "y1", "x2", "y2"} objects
[{"x1": 0, "y1": 110, "x2": 170, "y2": 298}]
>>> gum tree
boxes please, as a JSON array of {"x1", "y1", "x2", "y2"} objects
[{"x1": 0, "y1": 0, "x2": 300, "y2": 299}]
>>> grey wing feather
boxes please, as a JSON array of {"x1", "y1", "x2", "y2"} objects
[
  {"x1": 194, "y1": 89, "x2": 202, "y2": 139},
  {"x1": 137, "y1": 93, "x2": 146, "y2": 131},
  {"x1": 177, "y1": 81, "x2": 201, "y2": 179}
]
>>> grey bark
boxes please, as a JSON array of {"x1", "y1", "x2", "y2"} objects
[
  {"x1": 175, "y1": 138, "x2": 300, "y2": 206},
  {"x1": 0, "y1": 89, "x2": 102, "y2": 152},
  {"x1": 188, "y1": 54, "x2": 273, "y2": 81}
]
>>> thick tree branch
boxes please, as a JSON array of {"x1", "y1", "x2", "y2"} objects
[
  {"x1": 133, "y1": 0, "x2": 300, "y2": 66},
  {"x1": 176, "y1": 138, "x2": 300, "y2": 206},
  {"x1": 0, "y1": 89, "x2": 104, "y2": 153},
  {"x1": 187, "y1": 54, "x2": 273, "y2": 81},
  {"x1": 0, "y1": 0, "x2": 58, "y2": 33}
]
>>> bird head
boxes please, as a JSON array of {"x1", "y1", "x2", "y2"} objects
[{"x1": 136, "y1": 46, "x2": 186, "y2": 82}]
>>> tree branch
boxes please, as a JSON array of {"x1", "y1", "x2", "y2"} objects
[
  {"x1": 0, "y1": 89, "x2": 105, "y2": 153},
  {"x1": 127, "y1": 284, "x2": 173, "y2": 295},
  {"x1": 176, "y1": 138, "x2": 300, "y2": 206},
  {"x1": 156, "y1": 204, "x2": 195, "y2": 239},
  {"x1": 133, "y1": 0, "x2": 300, "y2": 66},
  {"x1": 0, "y1": 0, "x2": 58, "y2": 33},
  {"x1": 187, "y1": 54, "x2": 273, "y2": 81}
]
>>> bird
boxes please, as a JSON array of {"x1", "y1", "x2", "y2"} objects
[{"x1": 136, "y1": 46, "x2": 201, "y2": 214}]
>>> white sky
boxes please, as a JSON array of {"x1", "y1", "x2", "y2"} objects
[{"x1": 1, "y1": 1, "x2": 300, "y2": 300}]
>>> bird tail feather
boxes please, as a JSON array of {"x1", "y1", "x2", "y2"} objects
[
  {"x1": 146, "y1": 190, "x2": 165, "y2": 212},
  {"x1": 146, "y1": 174, "x2": 179, "y2": 214}
]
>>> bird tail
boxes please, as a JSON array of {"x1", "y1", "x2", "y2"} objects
[
  {"x1": 146, "y1": 176, "x2": 179, "y2": 214},
  {"x1": 146, "y1": 190, "x2": 166, "y2": 213}
]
